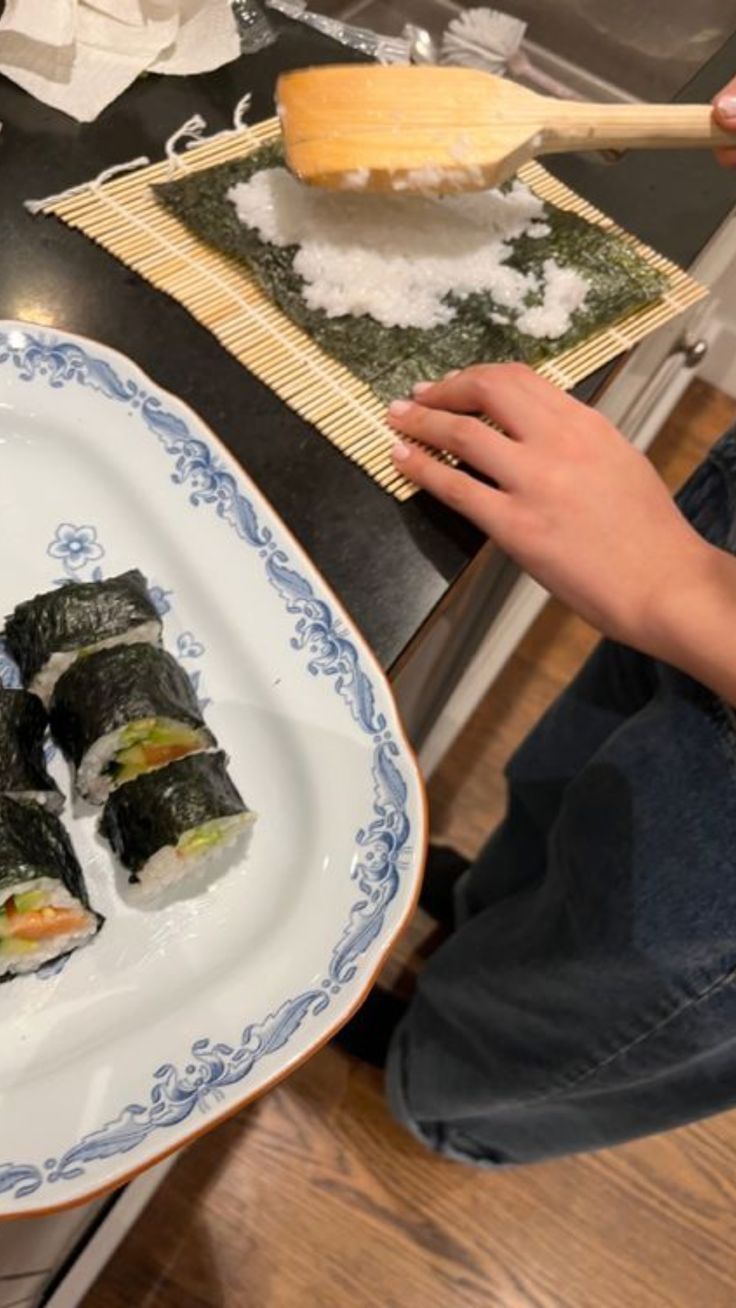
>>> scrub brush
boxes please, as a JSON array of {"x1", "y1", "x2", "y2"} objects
[{"x1": 440, "y1": 7, "x2": 582, "y2": 100}]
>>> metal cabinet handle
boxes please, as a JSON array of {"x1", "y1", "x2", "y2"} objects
[{"x1": 674, "y1": 337, "x2": 709, "y2": 368}]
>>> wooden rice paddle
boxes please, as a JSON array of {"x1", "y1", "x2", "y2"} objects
[{"x1": 277, "y1": 65, "x2": 734, "y2": 194}]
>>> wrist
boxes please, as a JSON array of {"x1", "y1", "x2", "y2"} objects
[{"x1": 648, "y1": 537, "x2": 736, "y2": 701}]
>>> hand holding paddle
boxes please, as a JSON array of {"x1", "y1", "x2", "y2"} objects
[{"x1": 278, "y1": 65, "x2": 735, "y2": 195}]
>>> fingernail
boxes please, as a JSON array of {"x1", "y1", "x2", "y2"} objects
[
  {"x1": 445, "y1": 369, "x2": 460, "y2": 380},
  {"x1": 392, "y1": 440, "x2": 411, "y2": 462},
  {"x1": 412, "y1": 381, "x2": 433, "y2": 396},
  {"x1": 389, "y1": 399, "x2": 412, "y2": 416},
  {"x1": 716, "y1": 95, "x2": 736, "y2": 122}
]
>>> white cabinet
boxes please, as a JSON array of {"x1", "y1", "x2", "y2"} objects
[
  {"x1": 0, "y1": 1199, "x2": 108, "y2": 1308},
  {"x1": 0, "y1": 1157, "x2": 174, "y2": 1308},
  {"x1": 43, "y1": 1160, "x2": 175, "y2": 1308}
]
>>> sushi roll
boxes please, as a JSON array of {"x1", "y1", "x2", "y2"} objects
[
  {"x1": 0, "y1": 796, "x2": 102, "y2": 979},
  {"x1": 50, "y1": 644, "x2": 216, "y2": 805},
  {"x1": 4, "y1": 570, "x2": 161, "y2": 705},
  {"x1": 0, "y1": 688, "x2": 63, "y2": 813},
  {"x1": 100, "y1": 751, "x2": 253, "y2": 896}
]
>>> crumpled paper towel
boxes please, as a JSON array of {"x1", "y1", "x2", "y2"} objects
[{"x1": 0, "y1": 0, "x2": 241, "y2": 122}]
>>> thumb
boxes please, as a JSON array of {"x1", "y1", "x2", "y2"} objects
[
  {"x1": 712, "y1": 78, "x2": 736, "y2": 168},
  {"x1": 713, "y1": 76, "x2": 736, "y2": 131}
]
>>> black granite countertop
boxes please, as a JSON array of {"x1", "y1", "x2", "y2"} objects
[{"x1": 0, "y1": 19, "x2": 733, "y2": 669}]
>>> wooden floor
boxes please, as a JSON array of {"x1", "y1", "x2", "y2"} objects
[{"x1": 86, "y1": 381, "x2": 736, "y2": 1308}]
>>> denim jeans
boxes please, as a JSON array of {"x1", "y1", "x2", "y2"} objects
[{"x1": 387, "y1": 425, "x2": 736, "y2": 1166}]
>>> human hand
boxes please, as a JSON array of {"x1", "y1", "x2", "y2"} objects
[
  {"x1": 388, "y1": 365, "x2": 714, "y2": 657},
  {"x1": 713, "y1": 76, "x2": 736, "y2": 167}
]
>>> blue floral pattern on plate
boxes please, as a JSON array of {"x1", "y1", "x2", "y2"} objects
[
  {"x1": 177, "y1": 631, "x2": 205, "y2": 660},
  {"x1": 148, "y1": 584, "x2": 172, "y2": 617},
  {"x1": 0, "y1": 328, "x2": 415, "y2": 1205},
  {"x1": 48, "y1": 523, "x2": 104, "y2": 577}
]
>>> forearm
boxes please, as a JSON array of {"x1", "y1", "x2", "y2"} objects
[{"x1": 650, "y1": 543, "x2": 736, "y2": 705}]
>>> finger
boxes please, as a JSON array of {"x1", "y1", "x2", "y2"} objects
[
  {"x1": 387, "y1": 399, "x2": 521, "y2": 485},
  {"x1": 715, "y1": 147, "x2": 736, "y2": 169},
  {"x1": 408, "y1": 363, "x2": 581, "y2": 444},
  {"x1": 391, "y1": 439, "x2": 510, "y2": 536},
  {"x1": 713, "y1": 79, "x2": 736, "y2": 134}
]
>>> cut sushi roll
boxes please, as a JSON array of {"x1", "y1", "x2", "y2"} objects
[
  {"x1": 4, "y1": 570, "x2": 161, "y2": 705},
  {"x1": 100, "y1": 751, "x2": 253, "y2": 896},
  {"x1": 50, "y1": 643, "x2": 216, "y2": 804},
  {"x1": 0, "y1": 688, "x2": 63, "y2": 813},
  {"x1": 0, "y1": 796, "x2": 102, "y2": 979}
]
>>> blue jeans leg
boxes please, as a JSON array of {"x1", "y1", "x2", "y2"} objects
[{"x1": 387, "y1": 428, "x2": 736, "y2": 1165}]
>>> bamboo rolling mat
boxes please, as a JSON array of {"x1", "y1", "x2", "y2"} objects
[{"x1": 31, "y1": 116, "x2": 706, "y2": 501}]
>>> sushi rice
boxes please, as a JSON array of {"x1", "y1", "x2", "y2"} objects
[
  {"x1": 51, "y1": 644, "x2": 216, "y2": 804},
  {"x1": 0, "y1": 876, "x2": 99, "y2": 978},
  {"x1": 132, "y1": 813, "x2": 254, "y2": 899},
  {"x1": 0, "y1": 796, "x2": 102, "y2": 979},
  {"x1": 100, "y1": 752, "x2": 254, "y2": 898},
  {"x1": 78, "y1": 717, "x2": 214, "y2": 805},
  {"x1": 32, "y1": 621, "x2": 161, "y2": 706},
  {"x1": 4, "y1": 570, "x2": 162, "y2": 706}
]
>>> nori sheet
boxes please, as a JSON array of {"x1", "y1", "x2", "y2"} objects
[
  {"x1": 50, "y1": 644, "x2": 214, "y2": 770},
  {"x1": 0, "y1": 689, "x2": 62, "y2": 810},
  {"x1": 0, "y1": 794, "x2": 92, "y2": 907},
  {"x1": 4, "y1": 570, "x2": 161, "y2": 687},
  {"x1": 100, "y1": 751, "x2": 248, "y2": 877},
  {"x1": 154, "y1": 143, "x2": 668, "y2": 402}
]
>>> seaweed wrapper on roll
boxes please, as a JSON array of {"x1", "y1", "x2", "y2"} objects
[
  {"x1": 4, "y1": 570, "x2": 161, "y2": 705},
  {"x1": 0, "y1": 688, "x2": 63, "y2": 813},
  {"x1": 0, "y1": 796, "x2": 102, "y2": 979},
  {"x1": 101, "y1": 752, "x2": 253, "y2": 896},
  {"x1": 51, "y1": 644, "x2": 216, "y2": 804}
]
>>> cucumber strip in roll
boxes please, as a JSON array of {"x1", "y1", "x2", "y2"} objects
[
  {"x1": 100, "y1": 752, "x2": 253, "y2": 896},
  {"x1": 0, "y1": 688, "x2": 63, "y2": 813},
  {"x1": 0, "y1": 796, "x2": 102, "y2": 980},
  {"x1": 50, "y1": 644, "x2": 216, "y2": 804},
  {"x1": 4, "y1": 569, "x2": 161, "y2": 704}
]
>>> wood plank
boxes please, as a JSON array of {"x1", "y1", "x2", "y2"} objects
[{"x1": 84, "y1": 381, "x2": 736, "y2": 1308}]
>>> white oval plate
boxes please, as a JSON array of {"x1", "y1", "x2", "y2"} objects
[{"x1": 0, "y1": 322, "x2": 426, "y2": 1217}]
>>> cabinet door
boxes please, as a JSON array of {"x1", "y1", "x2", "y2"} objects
[
  {"x1": 598, "y1": 207, "x2": 736, "y2": 447},
  {"x1": 0, "y1": 1199, "x2": 107, "y2": 1308}
]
